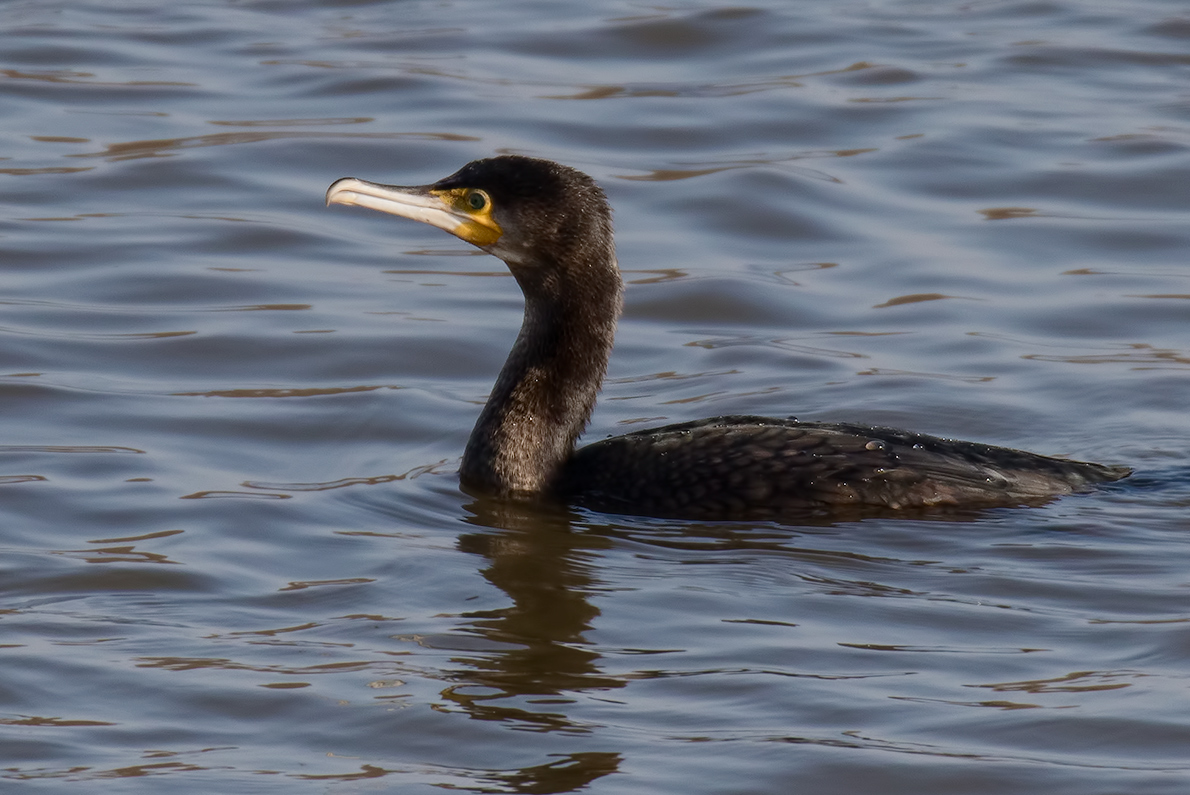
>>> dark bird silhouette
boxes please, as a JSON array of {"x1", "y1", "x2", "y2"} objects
[{"x1": 326, "y1": 155, "x2": 1129, "y2": 519}]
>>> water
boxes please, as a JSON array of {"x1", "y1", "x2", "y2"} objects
[{"x1": 2, "y1": 0, "x2": 1188, "y2": 791}]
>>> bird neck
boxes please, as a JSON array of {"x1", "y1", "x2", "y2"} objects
[{"x1": 461, "y1": 250, "x2": 623, "y2": 497}]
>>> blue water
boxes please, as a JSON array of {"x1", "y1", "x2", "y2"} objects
[{"x1": 1, "y1": 0, "x2": 1189, "y2": 792}]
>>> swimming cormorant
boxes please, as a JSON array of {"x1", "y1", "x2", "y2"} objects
[{"x1": 326, "y1": 155, "x2": 1129, "y2": 519}]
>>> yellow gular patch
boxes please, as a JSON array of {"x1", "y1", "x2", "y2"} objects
[{"x1": 431, "y1": 188, "x2": 503, "y2": 246}]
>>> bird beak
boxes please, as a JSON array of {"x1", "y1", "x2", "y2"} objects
[{"x1": 325, "y1": 178, "x2": 501, "y2": 246}]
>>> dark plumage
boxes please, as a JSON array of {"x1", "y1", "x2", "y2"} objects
[{"x1": 326, "y1": 155, "x2": 1129, "y2": 519}]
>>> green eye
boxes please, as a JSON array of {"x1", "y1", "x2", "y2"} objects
[{"x1": 467, "y1": 191, "x2": 487, "y2": 211}]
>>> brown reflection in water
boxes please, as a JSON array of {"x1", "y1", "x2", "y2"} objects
[
  {"x1": 543, "y1": 60, "x2": 887, "y2": 101},
  {"x1": 551, "y1": 85, "x2": 682, "y2": 100},
  {"x1": 688, "y1": 334, "x2": 869, "y2": 359},
  {"x1": 826, "y1": 330, "x2": 905, "y2": 336},
  {"x1": 589, "y1": 502, "x2": 1001, "y2": 544},
  {"x1": 0, "y1": 166, "x2": 93, "y2": 176},
  {"x1": 856, "y1": 367, "x2": 994, "y2": 383},
  {"x1": 174, "y1": 385, "x2": 393, "y2": 398},
  {"x1": 279, "y1": 578, "x2": 375, "y2": 592},
  {"x1": 980, "y1": 207, "x2": 1137, "y2": 222},
  {"x1": 211, "y1": 303, "x2": 312, "y2": 312},
  {"x1": 617, "y1": 150, "x2": 859, "y2": 183},
  {"x1": 243, "y1": 461, "x2": 450, "y2": 494},
  {"x1": 66, "y1": 130, "x2": 479, "y2": 162},
  {"x1": 623, "y1": 267, "x2": 688, "y2": 285},
  {"x1": 0, "y1": 445, "x2": 144, "y2": 454},
  {"x1": 89, "y1": 529, "x2": 183, "y2": 544},
  {"x1": 445, "y1": 498, "x2": 625, "y2": 733},
  {"x1": 873, "y1": 292, "x2": 969, "y2": 309},
  {"x1": 19, "y1": 213, "x2": 118, "y2": 222},
  {"x1": 457, "y1": 752, "x2": 622, "y2": 794},
  {"x1": 972, "y1": 670, "x2": 1136, "y2": 693},
  {"x1": 772, "y1": 262, "x2": 837, "y2": 286},
  {"x1": 53, "y1": 544, "x2": 180, "y2": 565},
  {"x1": 0, "y1": 715, "x2": 114, "y2": 727},
  {"x1": 136, "y1": 656, "x2": 392, "y2": 677},
  {"x1": 180, "y1": 490, "x2": 291, "y2": 500},
  {"x1": 80, "y1": 761, "x2": 210, "y2": 779},
  {"x1": 979, "y1": 206, "x2": 1039, "y2": 220},
  {"x1": 395, "y1": 249, "x2": 491, "y2": 259},
  {"x1": 382, "y1": 267, "x2": 507, "y2": 277},
  {"x1": 657, "y1": 390, "x2": 729, "y2": 406},
  {"x1": 294, "y1": 763, "x2": 392, "y2": 781},
  {"x1": 229, "y1": 621, "x2": 321, "y2": 636},
  {"x1": 847, "y1": 96, "x2": 941, "y2": 103},
  {"x1": 120, "y1": 330, "x2": 196, "y2": 339},
  {"x1": 840, "y1": 643, "x2": 1046, "y2": 653},
  {"x1": 0, "y1": 325, "x2": 196, "y2": 341},
  {"x1": 891, "y1": 695, "x2": 1042, "y2": 710},
  {"x1": 0, "y1": 68, "x2": 194, "y2": 87},
  {"x1": 624, "y1": 166, "x2": 739, "y2": 181},
  {"x1": 1024, "y1": 342, "x2": 1190, "y2": 368},
  {"x1": 605, "y1": 367, "x2": 740, "y2": 386},
  {"x1": 0, "y1": 475, "x2": 47, "y2": 484},
  {"x1": 208, "y1": 117, "x2": 372, "y2": 127}
]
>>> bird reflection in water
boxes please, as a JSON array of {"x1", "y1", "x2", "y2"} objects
[{"x1": 451, "y1": 497, "x2": 624, "y2": 735}]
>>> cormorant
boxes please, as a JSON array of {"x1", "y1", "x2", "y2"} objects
[{"x1": 326, "y1": 155, "x2": 1129, "y2": 519}]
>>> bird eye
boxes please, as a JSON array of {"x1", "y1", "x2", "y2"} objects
[{"x1": 467, "y1": 191, "x2": 487, "y2": 211}]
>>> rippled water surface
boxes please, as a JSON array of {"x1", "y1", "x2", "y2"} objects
[{"x1": 2, "y1": 0, "x2": 1189, "y2": 791}]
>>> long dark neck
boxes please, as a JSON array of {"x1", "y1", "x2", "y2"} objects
[{"x1": 460, "y1": 250, "x2": 623, "y2": 497}]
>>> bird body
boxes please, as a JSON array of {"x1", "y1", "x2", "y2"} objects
[
  {"x1": 561, "y1": 415, "x2": 1125, "y2": 519},
  {"x1": 326, "y1": 155, "x2": 1129, "y2": 519}
]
